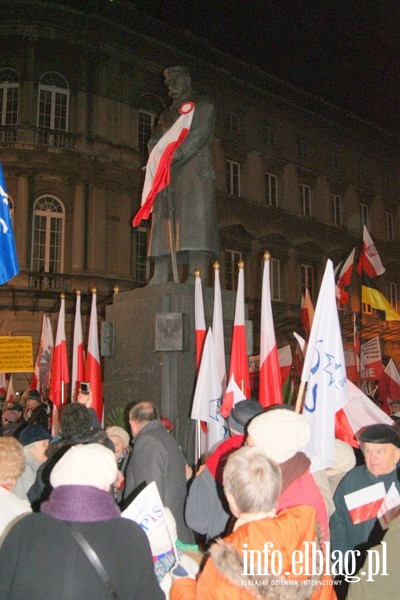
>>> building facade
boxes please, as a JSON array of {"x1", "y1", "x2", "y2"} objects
[{"x1": 0, "y1": 0, "x2": 399, "y2": 395}]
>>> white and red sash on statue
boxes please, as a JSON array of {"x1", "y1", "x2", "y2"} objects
[{"x1": 132, "y1": 101, "x2": 195, "y2": 226}]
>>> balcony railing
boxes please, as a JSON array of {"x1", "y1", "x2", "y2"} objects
[
  {"x1": 0, "y1": 126, "x2": 17, "y2": 143},
  {"x1": 29, "y1": 271, "x2": 66, "y2": 291},
  {"x1": 34, "y1": 128, "x2": 76, "y2": 150}
]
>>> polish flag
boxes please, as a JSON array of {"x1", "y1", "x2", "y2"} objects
[
  {"x1": 212, "y1": 262, "x2": 226, "y2": 393},
  {"x1": 0, "y1": 372, "x2": 7, "y2": 396},
  {"x1": 357, "y1": 225, "x2": 385, "y2": 278},
  {"x1": 221, "y1": 373, "x2": 246, "y2": 418},
  {"x1": 5, "y1": 374, "x2": 15, "y2": 404},
  {"x1": 335, "y1": 248, "x2": 355, "y2": 305},
  {"x1": 345, "y1": 482, "x2": 386, "y2": 524},
  {"x1": 132, "y1": 102, "x2": 195, "y2": 226},
  {"x1": 228, "y1": 262, "x2": 250, "y2": 399},
  {"x1": 71, "y1": 291, "x2": 85, "y2": 402},
  {"x1": 259, "y1": 253, "x2": 282, "y2": 408},
  {"x1": 301, "y1": 288, "x2": 314, "y2": 340},
  {"x1": 335, "y1": 380, "x2": 394, "y2": 447},
  {"x1": 194, "y1": 271, "x2": 206, "y2": 373},
  {"x1": 49, "y1": 295, "x2": 69, "y2": 410},
  {"x1": 344, "y1": 349, "x2": 359, "y2": 383},
  {"x1": 377, "y1": 358, "x2": 400, "y2": 403},
  {"x1": 85, "y1": 290, "x2": 103, "y2": 423},
  {"x1": 278, "y1": 345, "x2": 292, "y2": 385}
]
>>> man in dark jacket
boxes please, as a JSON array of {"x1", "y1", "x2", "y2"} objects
[
  {"x1": 25, "y1": 389, "x2": 49, "y2": 430},
  {"x1": 124, "y1": 401, "x2": 194, "y2": 543}
]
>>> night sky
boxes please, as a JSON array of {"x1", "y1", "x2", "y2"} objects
[{"x1": 134, "y1": 0, "x2": 400, "y2": 132}]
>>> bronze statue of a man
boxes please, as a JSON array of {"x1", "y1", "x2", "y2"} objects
[{"x1": 144, "y1": 66, "x2": 219, "y2": 285}]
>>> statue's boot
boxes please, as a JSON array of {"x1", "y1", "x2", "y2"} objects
[{"x1": 148, "y1": 257, "x2": 170, "y2": 285}]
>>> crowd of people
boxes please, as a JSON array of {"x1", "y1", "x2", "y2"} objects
[{"x1": 0, "y1": 387, "x2": 399, "y2": 599}]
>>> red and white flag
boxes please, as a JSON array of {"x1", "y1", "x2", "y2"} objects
[
  {"x1": 132, "y1": 102, "x2": 195, "y2": 226},
  {"x1": 49, "y1": 295, "x2": 69, "y2": 410},
  {"x1": 191, "y1": 329, "x2": 226, "y2": 456},
  {"x1": 335, "y1": 247, "x2": 355, "y2": 305},
  {"x1": 194, "y1": 271, "x2": 206, "y2": 373},
  {"x1": 278, "y1": 345, "x2": 292, "y2": 388},
  {"x1": 71, "y1": 291, "x2": 85, "y2": 402},
  {"x1": 301, "y1": 260, "x2": 348, "y2": 472},
  {"x1": 357, "y1": 225, "x2": 385, "y2": 278},
  {"x1": 221, "y1": 373, "x2": 246, "y2": 418},
  {"x1": 212, "y1": 263, "x2": 226, "y2": 393},
  {"x1": 301, "y1": 288, "x2": 314, "y2": 340},
  {"x1": 377, "y1": 358, "x2": 400, "y2": 404},
  {"x1": 335, "y1": 380, "x2": 393, "y2": 448},
  {"x1": 0, "y1": 372, "x2": 7, "y2": 396},
  {"x1": 378, "y1": 482, "x2": 400, "y2": 529},
  {"x1": 345, "y1": 482, "x2": 386, "y2": 524},
  {"x1": 5, "y1": 374, "x2": 14, "y2": 404},
  {"x1": 85, "y1": 290, "x2": 103, "y2": 423},
  {"x1": 343, "y1": 349, "x2": 359, "y2": 383},
  {"x1": 31, "y1": 314, "x2": 54, "y2": 396},
  {"x1": 228, "y1": 262, "x2": 250, "y2": 399},
  {"x1": 259, "y1": 254, "x2": 282, "y2": 408}
]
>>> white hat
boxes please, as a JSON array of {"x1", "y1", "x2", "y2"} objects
[
  {"x1": 106, "y1": 426, "x2": 130, "y2": 449},
  {"x1": 247, "y1": 409, "x2": 311, "y2": 463},
  {"x1": 50, "y1": 443, "x2": 117, "y2": 490}
]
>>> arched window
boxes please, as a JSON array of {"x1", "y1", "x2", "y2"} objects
[
  {"x1": 138, "y1": 93, "x2": 165, "y2": 165},
  {"x1": 0, "y1": 68, "x2": 19, "y2": 141},
  {"x1": 37, "y1": 72, "x2": 69, "y2": 131},
  {"x1": 31, "y1": 196, "x2": 65, "y2": 274}
]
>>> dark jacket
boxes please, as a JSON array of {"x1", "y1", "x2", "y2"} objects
[
  {"x1": 27, "y1": 402, "x2": 49, "y2": 430},
  {"x1": 0, "y1": 513, "x2": 163, "y2": 600},
  {"x1": 124, "y1": 419, "x2": 194, "y2": 543}
]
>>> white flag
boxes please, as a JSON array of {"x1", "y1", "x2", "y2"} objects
[
  {"x1": 301, "y1": 260, "x2": 348, "y2": 472},
  {"x1": 191, "y1": 329, "x2": 226, "y2": 452}
]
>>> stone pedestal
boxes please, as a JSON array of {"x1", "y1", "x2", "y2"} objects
[{"x1": 103, "y1": 282, "x2": 238, "y2": 460}]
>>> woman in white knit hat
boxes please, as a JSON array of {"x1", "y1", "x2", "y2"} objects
[
  {"x1": 246, "y1": 407, "x2": 329, "y2": 540},
  {"x1": 0, "y1": 443, "x2": 163, "y2": 600}
]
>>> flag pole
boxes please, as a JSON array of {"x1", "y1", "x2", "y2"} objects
[
  {"x1": 357, "y1": 234, "x2": 364, "y2": 386},
  {"x1": 295, "y1": 380, "x2": 306, "y2": 413}
]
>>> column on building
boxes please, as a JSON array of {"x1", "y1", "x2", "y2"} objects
[
  {"x1": 71, "y1": 182, "x2": 86, "y2": 272},
  {"x1": 15, "y1": 174, "x2": 30, "y2": 270},
  {"x1": 87, "y1": 185, "x2": 106, "y2": 273}
]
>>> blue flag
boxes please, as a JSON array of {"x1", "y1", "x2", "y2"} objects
[{"x1": 0, "y1": 162, "x2": 19, "y2": 285}]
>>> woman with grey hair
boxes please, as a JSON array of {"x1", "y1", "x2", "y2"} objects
[{"x1": 171, "y1": 446, "x2": 335, "y2": 599}]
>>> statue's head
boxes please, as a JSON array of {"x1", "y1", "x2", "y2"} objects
[{"x1": 163, "y1": 66, "x2": 192, "y2": 100}]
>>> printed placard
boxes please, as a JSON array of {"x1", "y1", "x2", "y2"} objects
[{"x1": 0, "y1": 336, "x2": 34, "y2": 372}]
